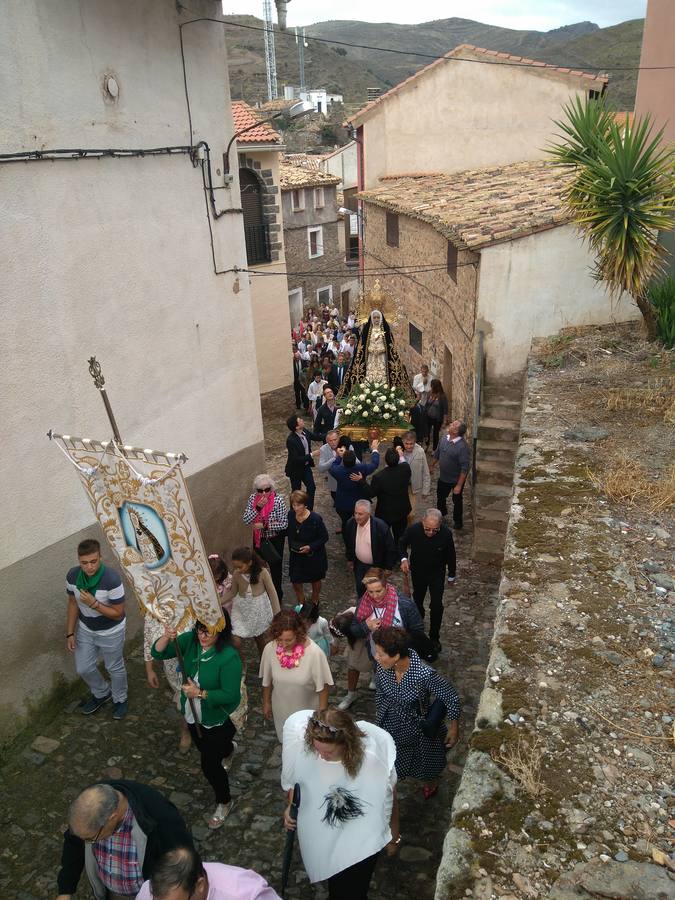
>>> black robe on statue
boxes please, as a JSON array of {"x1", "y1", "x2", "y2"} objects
[{"x1": 337, "y1": 313, "x2": 414, "y2": 401}]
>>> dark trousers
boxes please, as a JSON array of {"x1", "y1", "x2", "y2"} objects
[
  {"x1": 437, "y1": 480, "x2": 464, "y2": 527},
  {"x1": 290, "y1": 466, "x2": 316, "y2": 510},
  {"x1": 188, "y1": 718, "x2": 235, "y2": 804},
  {"x1": 428, "y1": 418, "x2": 442, "y2": 451},
  {"x1": 412, "y1": 568, "x2": 446, "y2": 642},
  {"x1": 294, "y1": 379, "x2": 309, "y2": 411},
  {"x1": 384, "y1": 516, "x2": 408, "y2": 545},
  {"x1": 266, "y1": 532, "x2": 286, "y2": 602},
  {"x1": 353, "y1": 559, "x2": 371, "y2": 598},
  {"x1": 328, "y1": 851, "x2": 380, "y2": 900}
]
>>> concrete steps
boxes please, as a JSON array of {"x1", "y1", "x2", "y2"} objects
[
  {"x1": 472, "y1": 374, "x2": 524, "y2": 567},
  {"x1": 477, "y1": 417, "x2": 520, "y2": 443}
]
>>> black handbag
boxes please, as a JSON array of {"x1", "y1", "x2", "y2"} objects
[
  {"x1": 419, "y1": 697, "x2": 447, "y2": 739},
  {"x1": 257, "y1": 538, "x2": 281, "y2": 567}
]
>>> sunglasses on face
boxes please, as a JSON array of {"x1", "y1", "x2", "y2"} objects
[{"x1": 258, "y1": 486, "x2": 272, "y2": 493}]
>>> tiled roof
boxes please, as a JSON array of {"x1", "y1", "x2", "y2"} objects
[
  {"x1": 279, "y1": 162, "x2": 341, "y2": 190},
  {"x1": 283, "y1": 152, "x2": 325, "y2": 170},
  {"x1": 358, "y1": 160, "x2": 574, "y2": 250},
  {"x1": 231, "y1": 101, "x2": 280, "y2": 144},
  {"x1": 348, "y1": 44, "x2": 608, "y2": 125}
]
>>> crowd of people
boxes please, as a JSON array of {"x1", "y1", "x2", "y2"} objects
[{"x1": 56, "y1": 303, "x2": 470, "y2": 900}]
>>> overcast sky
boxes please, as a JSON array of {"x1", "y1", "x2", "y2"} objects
[{"x1": 222, "y1": 1, "x2": 646, "y2": 31}]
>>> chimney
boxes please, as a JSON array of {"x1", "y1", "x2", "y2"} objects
[{"x1": 275, "y1": 0, "x2": 289, "y2": 30}]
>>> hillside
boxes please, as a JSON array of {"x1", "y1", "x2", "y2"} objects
[{"x1": 224, "y1": 14, "x2": 643, "y2": 113}]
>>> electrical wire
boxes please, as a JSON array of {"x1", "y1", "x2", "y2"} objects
[
  {"x1": 0, "y1": 146, "x2": 194, "y2": 163},
  {"x1": 180, "y1": 13, "x2": 674, "y2": 73}
]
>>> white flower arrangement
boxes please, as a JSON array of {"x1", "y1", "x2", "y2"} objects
[{"x1": 338, "y1": 380, "x2": 411, "y2": 429}]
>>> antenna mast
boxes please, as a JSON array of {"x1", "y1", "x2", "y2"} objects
[
  {"x1": 296, "y1": 27, "x2": 306, "y2": 93},
  {"x1": 263, "y1": 0, "x2": 278, "y2": 101}
]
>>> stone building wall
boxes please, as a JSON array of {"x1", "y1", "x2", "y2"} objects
[{"x1": 363, "y1": 203, "x2": 478, "y2": 424}]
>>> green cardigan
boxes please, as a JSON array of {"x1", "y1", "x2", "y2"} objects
[{"x1": 151, "y1": 632, "x2": 242, "y2": 728}]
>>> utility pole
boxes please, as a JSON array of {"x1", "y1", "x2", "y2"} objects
[
  {"x1": 263, "y1": 0, "x2": 278, "y2": 101},
  {"x1": 296, "y1": 27, "x2": 306, "y2": 93}
]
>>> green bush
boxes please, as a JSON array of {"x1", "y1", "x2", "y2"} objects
[{"x1": 647, "y1": 276, "x2": 675, "y2": 348}]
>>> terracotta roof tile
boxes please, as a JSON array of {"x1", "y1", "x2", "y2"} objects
[
  {"x1": 231, "y1": 101, "x2": 280, "y2": 144},
  {"x1": 279, "y1": 162, "x2": 341, "y2": 190},
  {"x1": 283, "y1": 152, "x2": 325, "y2": 171},
  {"x1": 347, "y1": 44, "x2": 608, "y2": 125},
  {"x1": 358, "y1": 160, "x2": 573, "y2": 250}
]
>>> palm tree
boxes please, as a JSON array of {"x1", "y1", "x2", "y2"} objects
[{"x1": 548, "y1": 96, "x2": 675, "y2": 339}]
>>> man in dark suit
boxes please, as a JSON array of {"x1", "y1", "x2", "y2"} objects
[
  {"x1": 313, "y1": 385, "x2": 340, "y2": 437},
  {"x1": 335, "y1": 352, "x2": 349, "y2": 389},
  {"x1": 284, "y1": 414, "x2": 317, "y2": 509},
  {"x1": 366, "y1": 446, "x2": 412, "y2": 543},
  {"x1": 292, "y1": 351, "x2": 309, "y2": 411},
  {"x1": 399, "y1": 508, "x2": 456, "y2": 653},
  {"x1": 321, "y1": 356, "x2": 339, "y2": 392},
  {"x1": 344, "y1": 500, "x2": 397, "y2": 596}
]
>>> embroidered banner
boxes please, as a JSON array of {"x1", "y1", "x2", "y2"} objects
[{"x1": 51, "y1": 433, "x2": 223, "y2": 633}]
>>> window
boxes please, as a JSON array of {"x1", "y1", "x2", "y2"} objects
[
  {"x1": 308, "y1": 225, "x2": 324, "y2": 259},
  {"x1": 386, "y1": 212, "x2": 399, "y2": 247},
  {"x1": 589, "y1": 89, "x2": 601, "y2": 101},
  {"x1": 291, "y1": 189, "x2": 305, "y2": 211},
  {"x1": 239, "y1": 168, "x2": 270, "y2": 265},
  {"x1": 317, "y1": 286, "x2": 333, "y2": 304},
  {"x1": 409, "y1": 322, "x2": 423, "y2": 355},
  {"x1": 314, "y1": 187, "x2": 325, "y2": 208},
  {"x1": 447, "y1": 241, "x2": 458, "y2": 281}
]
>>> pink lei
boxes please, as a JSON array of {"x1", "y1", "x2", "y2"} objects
[{"x1": 276, "y1": 642, "x2": 305, "y2": 669}]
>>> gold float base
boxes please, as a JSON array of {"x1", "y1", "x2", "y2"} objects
[{"x1": 340, "y1": 425, "x2": 408, "y2": 441}]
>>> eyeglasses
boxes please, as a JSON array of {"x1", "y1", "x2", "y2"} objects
[
  {"x1": 423, "y1": 526, "x2": 441, "y2": 534},
  {"x1": 258, "y1": 486, "x2": 272, "y2": 493},
  {"x1": 83, "y1": 822, "x2": 106, "y2": 844}
]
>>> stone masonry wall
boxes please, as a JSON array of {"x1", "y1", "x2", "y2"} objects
[
  {"x1": 363, "y1": 203, "x2": 478, "y2": 424},
  {"x1": 283, "y1": 203, "x2": 348, "y2": 311},
  {"x1": 434, "y1": 326, "x2": 674, "y2": 899}
]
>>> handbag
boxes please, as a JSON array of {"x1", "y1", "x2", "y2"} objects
[
  {"x1": 419, "y1": 697, "x2": 447, "y2": 739},
  {"x1": 257, "y1": 538, "x2": 281, "y2": 567}
]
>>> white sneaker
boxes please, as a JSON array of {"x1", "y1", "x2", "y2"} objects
[
  {"x1": 222, "y1": 740, "x2": 238, "y2": 771},
  {"x1": 368, "y1": 678, "x2": 376, "y2": 691},
  {"x1": 447, "y1": 576, "x2": 456, "y2": 584},
  {"x1": 337, "y1": 692, "x2": 357, "y2": 711}
]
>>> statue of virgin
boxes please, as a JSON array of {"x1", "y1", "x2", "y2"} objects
[{"x1": 364, "y1": 309, "x2": 388, "y2": 383}]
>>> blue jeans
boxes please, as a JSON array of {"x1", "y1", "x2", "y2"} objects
[{"x1": 74, "y1": 622, "x2": 128, "y2": 703}]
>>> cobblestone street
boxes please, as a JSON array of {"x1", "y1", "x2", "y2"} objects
[{"x1": 2, "y1": 388, "x2": 499, "y2": 899}]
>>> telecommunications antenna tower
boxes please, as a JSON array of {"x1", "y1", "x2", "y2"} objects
[{"x1": 263, "y1": 0, "x2": 278, "y2": 101}]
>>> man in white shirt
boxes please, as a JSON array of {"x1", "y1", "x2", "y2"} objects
[
  {"x1": 306, "y1": 373, "x2": 327, "y2": 420},
  {"x1": 412, "y1": 365, "x2": 431, "y2": 405}
]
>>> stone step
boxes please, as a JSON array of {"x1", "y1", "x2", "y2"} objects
[
  {"x1": 476, "y1": 438, "x2": 519, "y2": 463},
  {"x1": 474, "y1": 506, "x2": 510, "y2": 534},
  {"x1": 472, "y1": 528, "x2": 506, "y2": 563},
  {"x1": 475, "y1": 459, "x2": 514, "y2": 485},
  {"x1": 483, "y1": 383, "x2": 524, "y2": 403},
  {"x1": 475, "y1": 482, "x2": 513, "y2": 512},
  {"x1": 482, "y1": 400, "x2": 522, "y2": 422},
  {"x1": 477, "y1": 417, "x2": 520, "y2": 442}
]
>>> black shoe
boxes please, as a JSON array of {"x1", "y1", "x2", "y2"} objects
[
  {"x1": 431, "y1": 639, "x2": 442, "y2": 654},
  {"x1": 453, "y1": 523, "x2": 463, "y2": 530},
  {"x1": 79, "y1": 692, "x2": 111, "y2": 715}
]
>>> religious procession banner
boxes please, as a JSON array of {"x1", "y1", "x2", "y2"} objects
[{"x1": 50, "y1": 432, "x2": 223, "y2": 633}]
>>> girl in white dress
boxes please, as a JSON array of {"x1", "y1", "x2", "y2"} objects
[{"x1": 222, "y1": 547, "x2": 280, "y2": 659}]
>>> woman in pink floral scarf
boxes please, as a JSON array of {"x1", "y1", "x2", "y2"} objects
[{"x1": 242, "y1": 474, "x2": 288, "y2": 602}]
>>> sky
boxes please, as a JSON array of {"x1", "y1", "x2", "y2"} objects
[{"x1": 222, "y1": 1, "x2": 646, "y2": 31}]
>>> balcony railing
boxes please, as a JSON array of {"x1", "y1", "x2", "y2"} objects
[{"x1": 244, "y1": 223, "x2": 271, "y2": 266}]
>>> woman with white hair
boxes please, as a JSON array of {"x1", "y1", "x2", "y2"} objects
[{"x1": 243, "y1": 474, "x2": 288, "y2": 602}]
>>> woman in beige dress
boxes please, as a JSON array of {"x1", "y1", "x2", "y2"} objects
[
  {"x1": 222, "y1": 547, "x2": 280, "y2": 659},
  {"x1": 260, "y1": 609, "x2": 333, "y2": 741}
]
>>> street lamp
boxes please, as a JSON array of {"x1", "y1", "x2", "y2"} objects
[{"x1": 224, "y1": 99, "x2": 313, "y2": 177}]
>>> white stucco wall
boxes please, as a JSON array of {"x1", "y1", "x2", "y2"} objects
[
  {"x1": 476, "y1": 225, "x2": 640, "y2": 377},
  {"x1": 323, "y1": 141, "x2": 358, "y2": 190},
  {"x1": 0, "y1": 0, "x2": 260, "y2": 569},
  {"x1": 360, "y1": 59, "x2": 593, "y2": 187}
]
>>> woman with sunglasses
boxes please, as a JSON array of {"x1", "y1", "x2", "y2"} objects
[
  {"x1": 281, "y1": 708, "x2": 399, "y2": 899},
  {"x1": 243, "y1": 474, "x2": 288, "y2": 602},
  {"x1": 372, "y1": 626, "x2": 460, "y2": 800},
  {"x1": 152, "y1": 613, "x2": 242, "y2": 829}
]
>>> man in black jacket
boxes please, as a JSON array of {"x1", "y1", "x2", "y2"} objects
[
  {"x1": 313, "y1": 384, "x2": 340, "y2": 437},
  {"x1": 344, "y1": 500, "x2": 397, "y2": 596},
  {"x1": 399, "y1": 508, "x2": 456, "y2": 653},
  {"x1": 292, "y1": 350, "x2": 309, "y2": 411},
  {"x1": 284, "y1": 414, "x2": 318, "y2": 509},
  {"x1": 56, "y1": 779, "x2": 193, "y2": 900},
  {"x1": 366, "y1": 446, "x2": 412, "y2": 542}
]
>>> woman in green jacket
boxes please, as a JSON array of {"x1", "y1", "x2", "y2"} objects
[{"x1": 152, "y1": 612, "x2": 242, "y2": 829}]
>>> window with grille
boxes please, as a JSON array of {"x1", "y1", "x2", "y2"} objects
[
  {"x1": 386, "y1": 212, "x2": 399, "y2": 247},
  {"x1": 409, "y1": 322, "x2": 423, "y2": 354}
]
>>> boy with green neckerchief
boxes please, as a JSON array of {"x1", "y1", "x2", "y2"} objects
[{"x1": 65, "y1": 538, "x2": 128, "y2": 719}]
